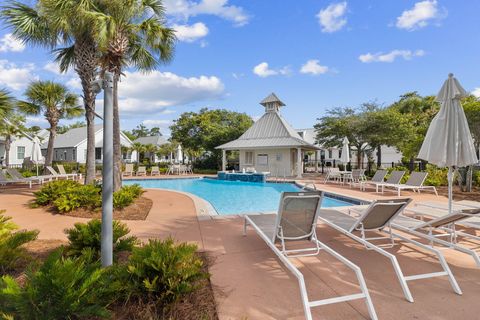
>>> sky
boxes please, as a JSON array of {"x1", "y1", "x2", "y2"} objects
[{"x1": 1, "y1": 0, "x2": 480, "y2": 135}]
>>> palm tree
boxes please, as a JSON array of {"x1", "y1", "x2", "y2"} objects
[
  {"x1": 18, "y1": 81, "x2": 82, "y2": 167},
  {"x1": 143, "y1": 144, "x2": 158, "y2": 163},
  {"x1": 2, "y1": 1, "x2": 100, "y2": 184},
  {"x1": 130, "y1": 142, "x2": 145, "y2": 166},
  {"x1": 0, "y1": 89, "x2": 14, "y2": 118},
  {"x1": 92, "y1": 0, "x2": 176, "y2": 191},
  {"x1": 0, "y1": 112, "x2": 25, "y2": 166}
]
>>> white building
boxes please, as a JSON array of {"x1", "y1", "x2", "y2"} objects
[
  {"x1": 133, "y1": 135, "x2": 170, "y2": 163},
  {"x1": 0, "y1": 129, "x2": 49, "y2": 166},
  {"x1": 40, "y1": 124, "x2": 137, "y2": 163},
  {"x1": 217, "y1": 93, "x2": 319, "y2": 178}
]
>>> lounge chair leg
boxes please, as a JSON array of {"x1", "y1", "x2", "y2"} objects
[{"x1": 243, "y1": 218, "x2": 248, "y2": 236}]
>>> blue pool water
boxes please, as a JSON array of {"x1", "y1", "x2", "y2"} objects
[{"x1": 124, "y1": 178, "x2": 353, "y2": 215}]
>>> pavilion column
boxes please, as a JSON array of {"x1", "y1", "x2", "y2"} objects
[
  {"x1": 222, "y1": 149, "x2": 226, "y2": 171},
  {"x1": 296, "y1": 147, "x2": 302, "y2": 178},
  {"x1": 315, "y1": 150, "x2": 319, "y2": 173}
]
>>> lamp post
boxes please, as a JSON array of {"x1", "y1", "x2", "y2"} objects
[{"x1": 92, "y1": 71, "x2": 114, "y2": 267}]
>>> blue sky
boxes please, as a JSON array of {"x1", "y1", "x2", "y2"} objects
[{"x1": 1, "y1": 0, "x2": 480, "y2": 135}]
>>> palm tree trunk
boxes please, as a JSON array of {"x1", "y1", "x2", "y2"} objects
[
  {"x1": 113, "y1": 73, "x2": 122, "y2": 192},
  {"x1": 5, "y1": 136, "x2": 11, "y2": 166},
  {"x1": 45, "y1": 125, "x2": 57, "y2": 167},
  {"x1": 74, "y1": 37, "x2": 98, "y2": 185}
]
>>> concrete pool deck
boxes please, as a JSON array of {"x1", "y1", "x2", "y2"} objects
[{"x1": 1, "y1": 181, "x2": 479, "y2": 319}]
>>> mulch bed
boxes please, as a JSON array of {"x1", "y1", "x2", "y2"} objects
[
  {"x1": 5, "y1": 242, "x2": 219, "y2": 320},
  {"x1": 53, "y1": 196, "x2": 153, "y2": 220},
  {"x1": 436, "y1": 186, "x2": 480, "y2": 201}
]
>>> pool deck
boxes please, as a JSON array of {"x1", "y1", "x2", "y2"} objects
[{"x1": 1, "y1": 178, "x2": 480, "y2": 319}]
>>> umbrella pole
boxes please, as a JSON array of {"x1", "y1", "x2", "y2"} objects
[
  {"x1": 448, "y1": 167, "x2": 453, "y2": 215},
  {"x1": 36, "y1": 164, "x2": 39, "y2": 177}
]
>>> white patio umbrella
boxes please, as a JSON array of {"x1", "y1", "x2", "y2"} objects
[
  {"x1": 340, "y1": 136, "x2": 350, "y2": 171},
  {"x1": 31, "y1": 136, "x2": 44, "y2": 176},
  {"x1": 176, "y1": 144, "x2": 183, "y2": 163},
  {"x1": 418, "y1": 73, "x2": 478, "y2": 214}
]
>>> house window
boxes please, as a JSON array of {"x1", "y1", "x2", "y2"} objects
[
  {"x1": 95, "y1": 148, "x2": 102, "y2": 160},
  {"x1": 17, "y1": 146, "x2": 25, "y2": 160},
  {"x1": 257, "y1": 154, "x2": 268, "y2": 166},
  {"x1": 328, "y1": 150, "x2": 332, "y2": 159},
  {"x1": 245, "y1": 151, "x2": 254, "y2": 165},
  {"x1": 72, "y1": 149, "x2": 76, "y2": 161},
  {"x1": 338, "y1": 150, "x2": 342, "y2": 159},
  {"x1": 276, "y1": 153, "x2": 282, "y2": 161}
]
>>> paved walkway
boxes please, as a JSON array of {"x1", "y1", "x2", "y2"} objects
[{"x1": 1, "y1": 183, "x2": 479, "y2": 319}]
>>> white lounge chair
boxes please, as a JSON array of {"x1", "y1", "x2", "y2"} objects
[
  {"x1": 123, "y1": 163, "x2": 134, "y2": 176},
  {"x1": 0, "y1": 170, "x2": 35, "y2": 188},
  {"x1": 56, "y1": 164, "x2": 80, "y2": 181},
  {"x1": 381, "y1": 172, "x2": 438, "y2": 196},
  {"x1": 360, "y1": 170, "x2": 387, "y2": 192},
  {"x1": 5, "y1": 168, "x2": 52, "y2": 185},
  {"x1": 319, "y1": 198, "x2": 462, "y2": 302},
  {"x1": 344, "y1": 169, "x2": 366, "y2": 188},
  {"x1": 243, "y1": 191, "x2": 377, "y2": 320},
  {"x1": 136, "y1": 166, "x2": 146, "y2": 176},
  {"x1": 323, "y1": 167, "x2": 342, "y2": 184},
  {"x1": 370, "y1": 170, "x2": 405, "y2": 193},
  {"x1": 46, "y1": 166, "x2": 76, "y2": 180},
  {"x1": 150, "y1": 166, "x2": 160, "y2": 176},
  {"x1": 392, "y1": 209, "x2": 480, "y2": 267}
]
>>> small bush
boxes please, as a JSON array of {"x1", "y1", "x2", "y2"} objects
[
  {"x1": 118, "y1": 238, "x2": 206, "y2": 304},
  {"x1": 0, "y1": 211, "x2": 39, "y2": 273},
  {"x1": 424, "y1": 165, "x2": 448, "y2": 186},
  {"x1": 0, "y1": 249, "x2": 115, "y2": 319},
  {"x1": 113, "y1": 184, "x2": 144, "y2": 209},
  {"x1": 64, "y1": 219, "x2": 137, "y2": 259},
  {"x1": 33, "y1": 181, "x2": 143, "y2": 213}
]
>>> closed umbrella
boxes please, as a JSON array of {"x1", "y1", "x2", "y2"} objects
[
  {"x1": 177, "y1": 144, "x2": 183, "y2": 163},
  {"x1": 418, "y1": 73, "x2": 478, "y2": 214},
  {"x1": 31, "y1": 136, "x2": 44, "y2": 176},
  {"x1": 340, "y1": 136, "x2": 350, "y2": 171}
]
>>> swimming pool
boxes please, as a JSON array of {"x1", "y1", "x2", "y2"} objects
[{"x1": 124, "y1": 178, "x2": 354, "y2": 215}]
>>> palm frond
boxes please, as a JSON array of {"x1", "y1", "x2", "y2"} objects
[{"x1": 53, "y1": 45, "x2": 76, "y2": 73}]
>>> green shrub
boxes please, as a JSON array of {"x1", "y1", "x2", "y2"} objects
[
  {"x1": 34, "y1": 181, "x2": 143, "y2": 213},
  {"x1": 113, "y1": 184, "x2": 144, "y2": 209},
  {"x1": 0, "y1": 249, "x2": 115, "y2": 319},
  {"x1": 0, "y1": 211, "x2": 39, "y2": 273},
  {"x1": 119, "y1": 238, "x2": 205, "y2": 304},
  {"x1": 424, "y1": 165, "x2": 448, "y2": 186},
  {"x1": 64, "y1": 219, "x2": 137, "y2": 259}
]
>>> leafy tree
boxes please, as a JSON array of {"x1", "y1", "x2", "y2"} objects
[
  {"x1": 57, "y1": 121, "x2": 86, "y2": 134},
  {"x1": 130, "y1": 142, "x2": 145, "y2": 166},
  {"x1": 128, "y1": 124, "x2": 163, "y2": 139},
  {"x1": 2, "y1": 0, "x2": 100, "y2": 184},
  {"x1": 143, "y1": 144, "x2": 158, "y2": 163},
  {"x1": 0, "y1": 112, "x2": 26, "y2": 166},
  {"x1": 170, "y1": 108, "x2": 253, "y2": 168},
  {"x1": 157, "y1": 142, "x2": 178, "y2": 163},
  {"x1": 462, "y1": 95, "x2": 480, "y2": 158},
  {"x1": 91, "y1": 0, "x2": 176, "y2": 191},
  {"x1": 18, "y1": 81, "x2": 82, "y2": 167}
]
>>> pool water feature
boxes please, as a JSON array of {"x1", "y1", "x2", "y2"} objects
[{"x1": 123, "y1": 178, "x2": 354, "y2": 215}]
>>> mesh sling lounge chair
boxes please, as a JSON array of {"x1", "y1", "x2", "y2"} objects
[
  {"x1": 243, "y1": 191, "x2": 377, "y2": 320},
  {"x1": 318, "y1": 198, "x2": 462, "y2": 303},
  {"x1": 0, "y1": 170, "x2": 34, "y2": 188},
  {"x1": 57, "y1": 164, "x2": 80, "y2": 180},
  {"x1": 360, "y1": 170, "x2": 387, "y2": 192},
  {"x1": 381, "y1": 172, "x2": 438, "y2": 196},
  {"x1": 393, "y1": 207, "x2": 480, "y2": 267},
  {"x1": 136, "y1": 166, "x2": 146, "y2": 176},
  {"x1": 150, "y1": 166, "x2": 160, "y2": 176},
  {"x1": 123, "y1": 163, "x2": 134, "y2": 176},
  {"x1": 46, "y1": 166, "x2": 76, "y2": 180},
  {"x1": 5, "y1": 168, "x2": 51, "y2": 185}
]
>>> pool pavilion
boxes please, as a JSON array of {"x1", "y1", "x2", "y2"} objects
[{"x1": 216, "y1": 93, "x2": 320, "y2": 178}]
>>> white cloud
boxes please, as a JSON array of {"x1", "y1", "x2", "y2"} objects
[
  {"x1": 472, "y1": 88, "x2": 480, "y2": 98},
  {"x1": 0, "y1": 33, "x2": 25, "y2": 52},
  {"x1": 253, "y1": 62, "x2": 290, "y2": 78},
  {"x1": 116, "y1": 70, "x2": 224, "y2": 114},
  {"x1": 316, "y1": 2, "x2": 347, "y2": 33},
  {"x1": 142, "y1": 119, "x2": 172, "y2": 127},
  {"x1": 25, "y1": 116, "x2": 48, "y2": 125},
  {"x1": 359, "y1": 49, "x2": 425, "y2": 63},
  {"x1": 174, "y1": 22, "x2": 209, "y2": 42},
  {"x1": 0, "y1": 60, "x2": 38, "y2": 91},
  {"x1": 66, "y1": 77, "x2": 82, "y2": 90},
  {"x1": 396, "y1": 0, "x2": 446, "y2": 31},
  {"x1": 300, "y1": 60, "x2": 329, "y2": 75},
  {"x1": 164, "y1": 0, "x2": 250, "y2": 26}
]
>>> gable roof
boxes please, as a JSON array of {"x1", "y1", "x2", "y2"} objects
[
  {"x1": 216, "y1": 109, "x2": 319, "y2": 150},
  {"x1": 133, "y1": 135, "x2": 168, "y2": 146},
  {"x1": 41, "y1": 124, "x2": 103, "y2": 149}
]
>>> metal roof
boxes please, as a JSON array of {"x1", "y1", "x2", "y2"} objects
[
  {"x1": 133, "y1": 136, "x2": 168, "y2": 146},
  {"x1": 217, "y1": 109, "x2": 319, "y2": 150},
  {"x1": 41, "y1": 125, "x2": 103, "y2": 149},
  {"x1": 260, "y1": 92, "x2": 285, "y2": 107}
]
